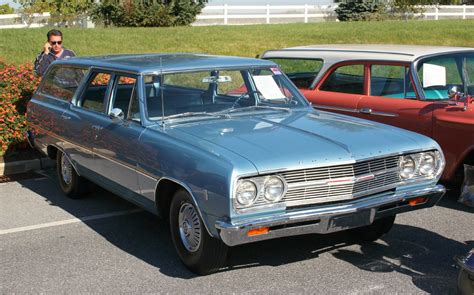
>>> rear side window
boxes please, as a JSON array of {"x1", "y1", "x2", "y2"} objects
[
  {"x1": 319, "y1": 64, "x2": 365, "y2": 95},
  {"x1": 268, "y1": 58, "x2": 323, "y2": 89},
  {"x1": 370, "y1": 65, "x2": 416, "y2": 98},
  {"x1": 80, "y1": 72, "x2": 112, "y2": 113},
  {"x1": 40, "y1": 66, "x2": 87, "y2": 101}
]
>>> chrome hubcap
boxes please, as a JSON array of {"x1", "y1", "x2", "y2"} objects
[
  {"x1": 60, "y1": 153, "x2": 73, "y2": 185},
  {"x1": 178, "y1": 203, "x2": 202, "y2": 252}
]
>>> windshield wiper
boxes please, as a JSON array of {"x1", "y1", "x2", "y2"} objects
[
  {"x1": 216, "y1": 105, "x2": 292, "y2": 115},
  {"x1": 164, "y1": 112, "x2": 225, "y2": 121}
]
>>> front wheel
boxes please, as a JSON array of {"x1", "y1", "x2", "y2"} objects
[
  {"x1": 350, "y1": 215, "x2": 396, "y2": 242},
  {"x1": 56, "y1": 150, "x2": 87, "y2": 199},
  {"x1": 169, "y1": 189, "x2": 228, "y2": 275}
]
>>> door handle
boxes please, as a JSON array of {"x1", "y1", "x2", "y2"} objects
[
  {"x1": 61, "y1": 114, "x2": 71, "y2": 120},
  {"x1": 91, "y1": 125, "x2": 103, "y2": 131},
  {"x1": 359, "y1": 108, "x2": 372, "y2": 114}
]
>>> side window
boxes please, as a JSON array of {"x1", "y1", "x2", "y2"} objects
[
  {"x1": 110, "y1": 76, "x2": 140, "y2": 122},
  {"x1": 81, "y1": 72, "x2": 111, "y2": 113},
  {"x1": 370, "y1": 65, "x2": 416, "y2": 98},
  {"x1": 216, "y1": 70, "x2": 247, "y2": 96},
  {"x1": 40, "y1": 66, "x2": 87, "y2": 101},
  {"x1": 417, "y1": 56, "x2": 461, "y2": 100},
  {"x1": 465, "y1": 56, "x2": 474, "y2": 94},
  {"x1": 319, "y1": 64, "x2": 365, "y2": 95},
  {"x1": 268, "y1": 58, "x2": 323, "y2": 89}
]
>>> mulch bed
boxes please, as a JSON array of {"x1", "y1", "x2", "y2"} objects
[
  {"x1": 1, "y1": 147, "x2": 43, "y2": 163},
  {"x1": 0, "y1": 171, "x2": 43, "y2": 183}
]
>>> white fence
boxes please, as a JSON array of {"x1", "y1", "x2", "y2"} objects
[
  {"x1": 421, "y1": 5, "x2": 474, "y2": 20},
  {"x1": 0, "y1": 12, "x2": 50, "y2": 29},
  {"x1": 0, "y1": 12, "x2": 92, "y2": 29},
  {"x1": 1, "y1": 5, "x2": 474, "y2": 29},
  {"x1": 195, "y1": 4, "x2": 474, "y2": 25},
  {"x1": 194, "y1": 4, "x2": 336, "y2": 25}
]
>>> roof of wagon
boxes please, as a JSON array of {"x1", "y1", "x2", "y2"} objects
[
  {"x1": 55, "y1": 53, "x2": 276, "y2": 73},
  {"x1": 262, "y1": 44, "x2": 474, "y2": 63}
]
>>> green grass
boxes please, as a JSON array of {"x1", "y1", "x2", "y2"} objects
[{"x1": 1, "y1": 19, "x2": 474, "y2": 65}]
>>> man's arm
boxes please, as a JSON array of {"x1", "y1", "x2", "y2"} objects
[
  {"x1": 34, "y1": 42, "x2": 54, "y2": 76},
  {"x1": 34, "y1": 52, "x2": 51, "y2": 77}
]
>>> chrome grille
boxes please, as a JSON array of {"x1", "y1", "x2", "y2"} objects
[{"x1": 279, "y1": 156, "x2": 400, "y2": 207}]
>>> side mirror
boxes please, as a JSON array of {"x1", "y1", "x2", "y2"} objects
[
  {"x1": 109, "y1": 108, "x2": 124, "y2": 121},
  {"x1": 448, "y1": 86, "x2": 460, "y2": 99}
]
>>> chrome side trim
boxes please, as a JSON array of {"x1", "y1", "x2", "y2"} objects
[
  {"x1": 154, "y1": 177, "x2": 214, "y2": 237},
  {"x1": 367, "y1": 110, "x2": 399, "y2": 118},
  {"x1": 315, "y1": 105, "x2": 359, "y2": 113},
  {"x1": 316, "y1": 105, "x2": 399, "y2": 117},
  {"x1": 31, "y1": 124, "x2": 156, "y2": 181}
]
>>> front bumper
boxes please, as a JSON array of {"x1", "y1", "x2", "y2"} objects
[{"x1": 216, "y1": 184, "x2": 445, "y2": 246}]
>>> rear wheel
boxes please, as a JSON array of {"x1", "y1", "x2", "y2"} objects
[
  {"x1": 56, "y1": 150, "x2": 87, "y2": 199},
  {"x1": 169, "y1": 189, "x2": 228, "y2": 275},
  {"x1": 350, "y1": 215, "x2": 396, "y2": 242}
]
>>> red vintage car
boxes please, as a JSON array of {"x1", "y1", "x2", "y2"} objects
[{"x1": 262, "y1": 45, "x2": 474, "y2": 188}]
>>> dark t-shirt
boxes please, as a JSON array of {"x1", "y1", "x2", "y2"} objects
[{"x1": 34, "y1": 48, "x2": 76, "y2": 76}]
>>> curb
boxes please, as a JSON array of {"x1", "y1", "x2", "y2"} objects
[{"x1": 0, "y1": 157, "x2": 55, "y2": 176}]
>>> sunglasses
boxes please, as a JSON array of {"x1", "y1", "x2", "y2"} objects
[{"x1": 50, "y1": 41, "x2": 62, "y2": 45}]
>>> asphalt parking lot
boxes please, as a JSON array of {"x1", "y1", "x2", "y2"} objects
[{"x1": 1, "y1": 170, "x2": 473, "y2": 294}]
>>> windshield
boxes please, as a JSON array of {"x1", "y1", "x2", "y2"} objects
[
  {"x1": 144, "y1": 67, "x2": 308, "y2": 121},
  {"x1": 416, "y1": 52, "x2": 474, "y2": 100}
]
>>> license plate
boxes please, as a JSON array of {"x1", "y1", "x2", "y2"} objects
[{"x1": 327, "y1": 209, "x2": 374, "y2": 232}]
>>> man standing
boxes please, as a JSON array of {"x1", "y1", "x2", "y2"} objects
[{"x1": 34, "y1": 29, "x2": 75, "y2": 76}]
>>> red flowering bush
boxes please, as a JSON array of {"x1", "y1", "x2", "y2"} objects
[{"x1": 0, "y1": 61, "x2": 41, "y2": 156}]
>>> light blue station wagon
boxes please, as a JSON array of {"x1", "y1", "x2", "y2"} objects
[{"x1": 27, "y1": 53, "x2": 446, "y2": 275}]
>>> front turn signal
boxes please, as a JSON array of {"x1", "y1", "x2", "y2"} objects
[
  {"x1": 408, "y1": 197, "x2": 427, "y2": 206},
  {"x1": 247, "y1": 227, "x2": 269, "y2": 237}
]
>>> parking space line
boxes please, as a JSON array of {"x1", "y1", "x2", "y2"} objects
[{"x1": 0, "y1": 208, "x2": 144, "y2": 235}]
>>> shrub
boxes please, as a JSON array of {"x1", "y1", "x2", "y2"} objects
[
  {"x1": 0, "y1": 4, "x2": 14, "y2": 15},
  {"x1": 0, "y1": 62, "x2": 40, "y2": 156},
  {"x1": 335, "y1": 0, "x2": 383, "y2": 21},
  {"x1": 172, "y1": 0, "x2": 205, "y2": 26},
  {"x1": 91, "y1": 0, "x2": 205, "y2": 27}
]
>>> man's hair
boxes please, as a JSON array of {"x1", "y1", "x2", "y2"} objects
[{"x1": 47, "y1": 29, "x2": 62, "y2": 41}]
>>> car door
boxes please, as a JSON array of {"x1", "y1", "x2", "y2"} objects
[
  {"x1": 306, "y1": 63, "x2": 366, "y2": 117},
  {"x1": 29, "y1": 66, "x2": 87, "y2": 155},
  {"x1": 62, "y1": 70, "x2": 114, "y2": 174},
  {"x1": 91, "y1": 74, "x2": 142, "y2": 196},
  {"x1": 417, "y1": 54, "x2": 474, "y2": 179},
  {"x1": 357, "y1": 63, "x2": 434, "y2": 137}
]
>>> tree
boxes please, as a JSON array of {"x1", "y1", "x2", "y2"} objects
[
  {"x1": 15, "y1": 0, "x2": 93, "y2": 26},
  {"x1": 90, "y1": 0, "x2": 205, "y2": 27},
  {"x1": 0, "y1": 4, "x2": 15, "y2": 14},
  {"x1": 335, "y1": 0, "x2": 382, "y2": 21}
]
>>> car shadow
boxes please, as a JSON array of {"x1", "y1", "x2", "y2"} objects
[
  {"x1": 17, "y1": 173, "x2": 473, "y2": 292},
  {"x1": 437, "y1": 189, "x2": 474, "y2": 213},
  {"x1": 226, "y1": 225, "x2": 473, "y2": 293}
]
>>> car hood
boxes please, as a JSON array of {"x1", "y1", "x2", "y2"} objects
[{"x1": 161, "y1": 109, "x2": 438, "y2": 174}]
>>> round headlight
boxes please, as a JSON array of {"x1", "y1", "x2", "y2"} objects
[
  {"x1": 400, "y1": 155, "x2": 416, "y2": 179},
  {"x1": 235, "y1": 180, "x2": 257, "y2": 207},
  {"x1": 264, "y1": 176, "x2": 285, "y2": 203},
  {"x1": 419, "y1": 152, "x2": 436, "y2": 176}
]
